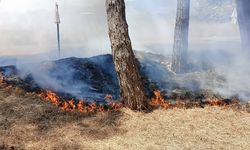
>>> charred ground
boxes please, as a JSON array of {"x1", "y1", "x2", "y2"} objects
[
  {"x1": 0, "y1": 53, "x2": 250, "y2": 149},
  {"x1": 0, "y1": 52, "x2": 249, "y2": 106},
  {"x1": 0, "y1": 83, "x2": 250, "y2": 150}
]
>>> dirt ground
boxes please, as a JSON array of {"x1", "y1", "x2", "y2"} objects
[{"x1": 0, "y1": 86, "x2": 250, "y2": 150}]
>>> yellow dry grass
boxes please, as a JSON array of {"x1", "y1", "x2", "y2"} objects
[
  {"x1": 99, "y1": 108, "x2": 250, "y2": 150},
  {"x1": 0, "y1": 87, "x2": 250, "y2": 150}
]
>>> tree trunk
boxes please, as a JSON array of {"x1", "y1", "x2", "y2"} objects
[
  {"x1": 236, "y1": 0, "x2": 250, "y2": 53},
  {"x1": 172, "y1": 0, "x2": 190, "y2": 74},
  {"x1": 105, "y1": 0, "x2": 147, "y2": 111}
]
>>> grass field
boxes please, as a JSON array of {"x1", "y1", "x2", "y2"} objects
[{"x1": 0, "y1": 86, "x2": 250, "y2": 150}]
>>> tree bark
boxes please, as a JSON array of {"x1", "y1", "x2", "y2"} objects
[
  {"x1": 105, "y1": 0, "x2": 147, "y2": 111},
  {"x1": 172, "y1": 0, "x2": 190, "y2": 74},
  {"x1": 236, "y1": 0, "x2": 250, "y2": 53}
]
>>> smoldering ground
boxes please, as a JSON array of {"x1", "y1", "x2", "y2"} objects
[{"x1": 1, "y1": 0, "x2": 250, "y2": 101}]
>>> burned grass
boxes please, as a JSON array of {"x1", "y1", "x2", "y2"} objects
[
  {"x1": 0, "y1": 83, "x2": 250, "y2": 149},
  {"x1": 0, "y1": 85, "x2": 124, "y2": 149}
]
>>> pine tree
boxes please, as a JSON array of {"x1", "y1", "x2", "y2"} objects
[
  {"x1": 105, "y1": 0, "x2": 148, "y2": 111},
  {"x1": 236, "y1": 0, "x2": 250, "y2": 52},
  {"x1": 172, "y1": 0, "x2": 190, "y2": 74}
]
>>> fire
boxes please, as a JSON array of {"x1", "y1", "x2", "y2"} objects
[
  {"x1": 77, "y1": 100, "x2": 86, "y2": 112},
  {"x1": 150, "y1": 90, "x2": 241, "y2": 110},
  {"x1": 0, "y1": 74, "x2": 6, "y2": 85},
  {"x1": 1, "y1": 72, "x2": 244, "y2": 112},
  {"x1": 150, "y1": 90, "x2": 171, "y2": 109},
  {"x1": 39, "y1": 90, "x2": 122, "y2": 113},
  {"x1": 207, "y1": 97, "x2": 240, "y2": 107},
  {"x1": 62, "y1": 101, "x2": 70, "y2": 111},
  {"x1": 98, "y1": 105, "x2": 105, "y2": 112},
  {"x1": 207, "y1": 98, "x2": 224, "y2": 106},
  {"x1": 87, "y1": 102, "x2": 97, "y2": 112},
  {"x1": 109, "y1": 102, "x2": 123, "y2": 110},
  {"x1": 0, "y1": 76, "x2": 4, "y2": 84},
  {"x1": 44, "y1": 90, "x2": 60, "y2": 106},
  {"x1": 69, "y1": 100, "x2": 76, "y2": 109}
]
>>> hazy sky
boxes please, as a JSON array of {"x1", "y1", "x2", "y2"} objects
[{"x1": 0, "y1": 0, "x2": 240, "y2": 57}]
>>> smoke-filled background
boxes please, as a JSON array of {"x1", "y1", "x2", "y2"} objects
[
  {"x1": 1, "y1": 0, "x2": 250, "y2": 100},
  {"x1": 0, "y1": 0, "x2": 239, "y2": 57}
]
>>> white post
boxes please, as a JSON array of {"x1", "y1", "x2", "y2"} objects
[{"x1": 55, "y1": 2, "x2": 61, "y2": 58}]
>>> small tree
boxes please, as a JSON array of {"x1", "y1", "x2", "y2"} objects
[
  {"x1": 105, "y1": 0, "x2": 147, "y2": 111},
  {"x1": 172, "y1": 0, "x2": 190, "y2": 74}
]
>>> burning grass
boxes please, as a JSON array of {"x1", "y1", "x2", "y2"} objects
[
  {"x1": 39, "y1": 90, "x2": 123, "y2": 113},
  {"x1": 0, "y1": 85, "x2": 250, "y2": 150},
  {"x1": 0, "y1": 74, "x2": 249, "y2": 114},
  {"x1": 0, "y1": 73, "x2": 123, "y2": 113},
  {"x1": 0, "y1": 74, "x2": 250, "y2": 149},
  {"x1": 0, "y1": 84, "x2": 124, "y2": 150},
  {"x1": 36, "y1": 89, "x2": 245, "y2": 114},
  {"x1": 150, "y1": 90, "x2": 243, "y2": 110}
]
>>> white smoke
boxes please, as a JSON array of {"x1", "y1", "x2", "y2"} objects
[{"x1": 1, "y1": 0, "x2": 250, "y2": 101}]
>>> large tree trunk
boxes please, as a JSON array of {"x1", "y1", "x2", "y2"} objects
[
  {"x1": 236, "y1": 0, "x2": 250, "y2": 53},
  {"x1": 172, "y1": 0, "x2": 190, "y2": 74},
  {"x1": 105, "y1": 0, "x2": 147, "y2": 111}
]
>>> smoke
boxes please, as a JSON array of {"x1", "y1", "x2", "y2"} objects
[
  {"x1": 216, "y1": 54, "x2": 250, "y2": 100},
  {"x1": 0, "y1": 0, "x2": 237, "y2": 56},
  {"x1": 17, "y1": 61, "x2": 76, "y2": 94},
  {"x1": 0, "y1": 0, "x2": 109, "y2": 57},
  {"x1": 16, "y1": 55, "x2": 119, "y2": 100},
  {"x1": 1, "y1": 0, "x2": 250, "y2": 101},
  {"x1": 0, "y1": 0, "x2": 177, "y2": 57}
]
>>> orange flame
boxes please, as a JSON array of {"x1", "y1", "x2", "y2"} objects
[
  {"x1": 0, "y1": 78, "x2": 4, "y2": 84},
  {"x1": 207, "y1": 98, "x2": 224, "y2": 106},
  {"x1": 44, "y1": 90, "x2": 60, "y2": 106},
  {"x1": 69, "y1": 100, "x2": 76, "y2": 109},
  {"x1": 62, "y1": 101, "x2": 70, "y2": 111},
  {"x1": 150, "y1": 90, "x2": 171, "y2": 109},
  {"x1": 149, "y1": 90, "x2": 242, "y2": 110},
  {"x1": 0, "y1": 74, "x2": 5, "y2": 85},
  {"x1": 150, "y1": 91, "x2": 188, "y2": 109},
  {"x1": 39, "y1": 90, "x2": 122, "y2": 113},
  {"x1": 109, "y1": 102, "x2": 123, "y2": 111},
  {"x1": 1, "y1": 73, "x2": 243, "y2": 112},
  {"x1": 98, "y1": 105, "x2": 105, "y2": 112},
  {"x1": 39, "y1": 89, "x2": 242, "y2": 112},
  {"x1": 87, "y1": 102, "x2": 97, "y2": 112},
  {"x1": 77, "y1": 100, "x2": 86, "y2": 112}
]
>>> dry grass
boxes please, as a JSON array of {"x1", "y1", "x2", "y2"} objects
[{"x1": 0, "y1": 86, "x2": 250, "y2": 150}]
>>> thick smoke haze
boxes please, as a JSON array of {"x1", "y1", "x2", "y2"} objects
[
  {"x1": 1, "y1": 0, "x2": 250, "y2": 101},
  {"x1": 0, "y1": 0, "x2": 239, "y2": 57}
]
